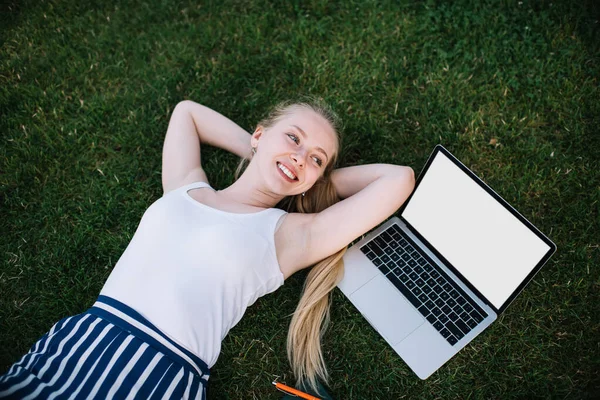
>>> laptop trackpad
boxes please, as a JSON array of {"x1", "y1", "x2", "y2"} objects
[{"x1": 350, "y1": 275, "x2": 424, "y2": 344}]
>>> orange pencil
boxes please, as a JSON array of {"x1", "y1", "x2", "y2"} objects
[{"x1": 272, "y1": 381, "x2": 321, "y2": 400}]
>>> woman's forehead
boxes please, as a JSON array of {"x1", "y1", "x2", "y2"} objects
[{"x1": 278, "y1": 109, "x2": 337, "y2": 150}]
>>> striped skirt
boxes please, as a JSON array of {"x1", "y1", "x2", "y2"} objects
[{"x1": 0, "y1": 295, "x2": 210, "y2": 400}]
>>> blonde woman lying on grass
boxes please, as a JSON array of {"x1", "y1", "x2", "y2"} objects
[{"x1": 0, "y1": 96, "x2": 415, "y2": 399}]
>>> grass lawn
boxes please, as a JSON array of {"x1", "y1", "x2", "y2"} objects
[{"x1": 1, "y1": 0, "x2": 598, "y2": 398}]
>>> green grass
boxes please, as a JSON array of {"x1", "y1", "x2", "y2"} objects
[{"x1": 1, "y1": 0, "x2": 598, "y2": 398}]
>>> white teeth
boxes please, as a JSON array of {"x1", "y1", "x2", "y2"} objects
[{"x1": 278, "y1": 163, "x2": 296, "y2": 180}]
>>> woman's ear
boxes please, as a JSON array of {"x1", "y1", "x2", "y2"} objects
[{"x1": 250, "y1": 126, "x2": 264, "y2": 148}]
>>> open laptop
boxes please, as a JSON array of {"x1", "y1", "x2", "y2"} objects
[{"x1": 337, "y1": 145, "x2": 557, "y2": 379}]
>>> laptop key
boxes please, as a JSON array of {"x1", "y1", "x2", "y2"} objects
[
  {"x1": 406, "y1": 281, "x2": 415, "y2": 289},
  {"x1": 381, "y1": 231, "x2": 393, "y2": 242},
  {"x1": 443, "y1": 283, "x2": 452, "y2": 292},
  {"x1": 402, "y1": 265, "x2": 411, "y2": 274},
  {"x1": 418, "y1": 293, "x2": 428, "y2": 302},
  {"x1": 447, "y1": 336, "x2": 458, "y2": 345},
  {"x1": 435, "y1": 299, "x2": 444, "y2": 307},
  {"x1": 446, "y1": 299, "x2": 457, "y2": 308},
  {"x1": 424, "y1": 264, "x2": 433, "y2": 272},
  {"x1": 427, "y1": 278, "x2": 436, "y2": 287},
  {"x1": 429, "y1": 291, "x2": 439, "y2": 300},
  {"x1": 439, "y1": 328, "x2": 451, "y2": 338},
  {"x1": 397, "y1": 260, "x2": 407, "y2": 267},
  {"x1": 412, "y1": 287, "x2": 422, "y2": 296},
  {"x1": 473, "y1": 303, "x2": 489, "y2": 318},
  {"x1": 463, "y1": 303, "x2": 473, "y2": 312},
  {"x1": 466, "y1": 319, "x2": 478, "y2": 329},
  {"x1": 381, "y1": 255, "x2": 391, "y2": 264},
  {"x1": 392, "y1": 233, "x2": 401, "y2": 241},
  {"x1": 470, "y1": 310, "x2": 484, "y2": 323},
  {"x1": 441, "y1": 305, "x2": 452, "y2": 314},
  {"x1": 450, "y1": 289, "x2": 459, "y2": 298},
  {"x1": 456, "y1": 296, "x2": 466, "y2": 305},
  {"x1": 431, "y1": 307, "x2": 442, "y2": 316},
  {"x1": 406, "y1": 245, "x2": 415, "y2": 252},
  {"x1": 422, "y1": 285, "x2": 432, "y2": 294},
  {"x1": 384, "y1": 247, "x2": 395, "y2": 256},
  {"x1": 414, "y1": 266, "x2": 424, "y2": 274},
  {"x1": 408, "y1": 259, "x2": 417, "y2": 267},
  {"x1": 436, "y1": 277, "x2": 446, "y2": 285},
  {"x1": 440, "y1": 292, "x2": 450, "y2": 301},
  {"x1": 390, "y1": 241, "x2": 400, "y2": 249},
  {"x1": 392, "y1": 266, "x2": 402, "y2": 275},
  {"x1": 374, "y1": 236, "x2": 387, "y2": 249},
  {"x1": 455, "y1": 319, "x2": 470, "y2": 334},
  {"x1": 401, "y1": 253, "x2": 411, "y2": 261},
  {"x1": 417, "y1": 305, "x2": 429, "y2": 316},
  {"x1": 459, "y1": 311, "x2": 470, "y2": 321},
  {"x1": 409, "y1": 272, "x2": 418, "y2": 280},
  {"x1": 373, "y1": 259, "x2": 383, "y2": 266},
  {"x1": 399, "y1": 274, "x2": 409, "y2": 282},
  {"x1": 391, "y1": 253, "x2": 400, "y2": 262},
  {"x1": 448, "y1": 312, "x2": 458, "y2": 321},
  {"x1": 430, "y1": 270, "x2": 440, "y2": 278},
  {"x1": 433, "y1": 321, "x2": 444, "y2": 331},
  {"x1": 399, "y1": 239, "x2": 408, "y2": 246},
  {"x1": 426, "y1": 314, "x2": 437, "y2": 324},
  {"x1": 378, "y1": 265, "x2": 390, "y2": 274},
  {"x1": 370, "y1": 243, "x2": 384, "y2": 256},
  {"x1": 445, "y1": 322, "x2": 464, "y2": 340},
  {"x1": 416, "y1": 278, "x2": 425, "y2": 286},
  {"x1": 386, "y1": 274, "x2": 420, "y2": 309},
  {"x1": 363, "y1": 251, "x2": 376, "y2": 261},
  {"x1": 433, "y1": 285, "x2": 443, "y2": 294},
  {"x1": 438, "y1": 314, "x2": 449, "y2": 323},
  {"x1": 425, "y1": 300, "x2": 435, "y2": 309},
  {"x1": 417, "y1": 257, "x2": 427, "y2": 266}
]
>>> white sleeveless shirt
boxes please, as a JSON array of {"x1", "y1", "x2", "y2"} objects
[{"x1": 100, "y1": 181, "x2": 288, "y2": 368}]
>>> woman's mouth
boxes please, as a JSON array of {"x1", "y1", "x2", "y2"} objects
[{"x1": 277, "y1": 162, "x2": 298, "y2": 182}]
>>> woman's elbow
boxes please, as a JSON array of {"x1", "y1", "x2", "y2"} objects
[
  {"x1": 405, "y1": 166, "x2": 415, "y2": 182},
  {"x1": 396, "y1": 166, "x2": 415, "y2": 187},
  {"x1": 396, "y1": 166, "x2": 416, "y2": 197}
]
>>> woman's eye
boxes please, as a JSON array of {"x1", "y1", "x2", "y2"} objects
[{"x1": 288, "y1": 133, "x2": 322, "y2": 166}]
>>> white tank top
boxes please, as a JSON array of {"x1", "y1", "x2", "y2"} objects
[{"x1": 100, "y1": 181, "x2": 287, "y2": 368}]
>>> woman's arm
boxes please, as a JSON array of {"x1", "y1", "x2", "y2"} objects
[
  {"x1": 181, "y1": 100, "x2": 252, "y2": 159},
  {"x1": 330, "y1": 164, "x2": 414, "y2": 199}
]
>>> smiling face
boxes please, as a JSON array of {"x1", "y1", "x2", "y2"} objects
[{"x1": 250, "y1": 106, "x2": 338, "y2": 196}]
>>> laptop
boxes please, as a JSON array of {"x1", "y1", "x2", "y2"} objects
[{"x1": 337, "y1": 145, "x2": 557, "y2": 379}]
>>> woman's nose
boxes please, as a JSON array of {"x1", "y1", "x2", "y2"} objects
[{"x1": 291, "y1": 152, "x2": 306, "y2": 167}]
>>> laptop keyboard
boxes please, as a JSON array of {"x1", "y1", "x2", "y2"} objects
[{"x1": 360, "y1": 224, "x2": 489, "y2": 346}]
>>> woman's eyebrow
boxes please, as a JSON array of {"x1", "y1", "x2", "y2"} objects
[{"x1": 290, "y1": 124, "x2": 329, "y2": 161}]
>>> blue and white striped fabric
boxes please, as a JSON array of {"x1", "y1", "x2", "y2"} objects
[{"x1": 0, "y1": 295, "x2": 210, "y2": 399}]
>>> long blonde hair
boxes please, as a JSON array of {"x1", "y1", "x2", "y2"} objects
[{"x1": 234, "y1": 96, "x2": 346, "y2": 395}]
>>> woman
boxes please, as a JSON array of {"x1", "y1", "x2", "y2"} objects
[{"x1": 0, "y1": 96, "x2": 415, "y2": 399}]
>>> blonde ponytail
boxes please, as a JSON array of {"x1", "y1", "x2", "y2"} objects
[{"x1": 286, "y1": 246, "x2": 346, "y2": 393}]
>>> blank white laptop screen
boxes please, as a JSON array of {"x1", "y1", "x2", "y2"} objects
[{"x1": 401, "y1": 152, "x2": 551, "y2": 309}]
